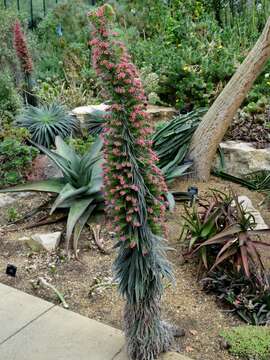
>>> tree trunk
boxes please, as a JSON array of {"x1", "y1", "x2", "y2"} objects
[{"x1": 187, "y1": 16, "x2": 270, "y2": 181}]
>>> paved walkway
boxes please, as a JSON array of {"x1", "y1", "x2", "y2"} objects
[{"x1": 0, "y1": 283, "x2": 191, "y2": 360}]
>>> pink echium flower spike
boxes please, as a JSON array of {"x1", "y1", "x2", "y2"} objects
[{"x1": 13, "y1": 20, "x2": 33, "y2": 75}]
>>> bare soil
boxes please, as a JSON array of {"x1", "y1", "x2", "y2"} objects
[{"x1": 0, "y1": 177, "x2": 270, "y2": 360}]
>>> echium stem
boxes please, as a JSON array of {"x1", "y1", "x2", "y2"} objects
[{"x1": 89, "y1": 5, "x2": 174, "y2": 360}]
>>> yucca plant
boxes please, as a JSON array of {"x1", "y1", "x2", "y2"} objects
[
  {"x1": 16, "y1": 103, "x2": 78, "y2": 148},
  {"x1": 0, "y1": 136, "x2": 104, "y2": 253}
]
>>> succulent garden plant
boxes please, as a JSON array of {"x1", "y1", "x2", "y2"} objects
[
  {"x1": 16, "y1": 103, "x2": 78, "y2": 148},
  {"x1": 1, "y1": 136, "x2": 104, "y2": 253},
  {"x1": 89, "y1": 5, "x2": 174, "y2": 360},
  {"x1": 182, "y1": 190, "x2": 270, "y2": 280}
]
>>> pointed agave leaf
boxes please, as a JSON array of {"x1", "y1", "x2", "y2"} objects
[
  {"x1": 201, "y1": 247, "x2": 208, "y2": 269},
  {"x1": 240, "y1": 242, "x2": 250, "y2": 278},
  {"x1": 55, "y1": 136, "x2": 78, "y2": 161},
  {"x1": 50, "y1": 184, "x2": 89, "y2": 215},
  {"x1": 216, "y1": 238, "x2": 237, "y2": 259},
  {"x1": 81, "y1": 136, "x2": 103, "y2": 167},
  {"x1": 86, "y1": 176, "x2": 103, "y2": 195},
  {"x1": 73, "y1": 204, "x2": 96, "y2": 256},
  {"x1": 202, "y1": 224, "x2": 241, "y2": 244},
  {"x1": 189, "y1": 236, "x2": 198, "y2": 251},
  {"x1": 200, "y1": 208, "x2": 221, "y2": 238},
  {"x1": 246, "y1": 241, "x2": 265, "y2": 269},
  {"x1": 164, "y1": 163, "x2": 192, "y2": 182},
  {"x1": 31, "y1": 141, "x2": 78, "y2": 180},
  {"x1": 66, "y1": 198, "x2": 94, "y2": 251},
  {"x1": 0, "y1": 178, "x2": 65, "y2": 194}
]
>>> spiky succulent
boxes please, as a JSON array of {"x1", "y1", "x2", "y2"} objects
[
  {"x1": 1, "y1": 136, "x2": 104, "y2": 253},
  {"x1": 16, "y1": 103, "x2": 78, "y2": 148},
  {"x1": 89, "y1": 5, "x2": 174, "y2": 360}
]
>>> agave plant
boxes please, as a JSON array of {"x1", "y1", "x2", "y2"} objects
[
  {"x1": 16, "y1": 103, "x2": 78, "y2": 148},
  {"x1": 1, "y1": 136, "x2": 104, "y2": 254}
]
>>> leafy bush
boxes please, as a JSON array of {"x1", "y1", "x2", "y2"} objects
[
  {"x1": 0, "y1": 138, "x2": 38, "y2": 188},
  {"x1": 114, "y1": 0, "x2": 270, "y2": 111},
  {"x1": 0, "y1": 71, "x2": 22, "y2": 124},
  {"x1": 202, "y1": 269, "x2": 270, "y2": 325},
  {"x1": 16, "y1": 103, "x2": 79, "y2": 148},
  {"x1": 1, "y1": 136, "x2": 104, "y2": 253},
  {"x1": 0, "y1": 125, "x2": 30, "y2": 143},
  {"x1": 67, "y1": 135, "x2": 95, "y2": 156},
  {"x1": 221, "y1": 326, "x2": 270, "y2": 359}
]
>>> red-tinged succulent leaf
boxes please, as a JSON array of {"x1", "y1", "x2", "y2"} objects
[
  {"x1": 239, "y1": 241, "x2": 250, "y2": 278},
  {"x1": 246, "y1": 241, "x2": 265, "y2": 270},
  {"x1": 210, "y1": 246, "x2": 238, "y2": 271},
  {"x1": 201, "y1": 247, "x2": 208, "y2": 269},
  {"x1": 202, "y1": 224, "x2": 241, "y2": 243},
  {"x1": 216, "y1": 238, "x2": 237, "y2": 259},
  {"x1": 251, "y1": 240, "x2": 270, "y2": 250}
]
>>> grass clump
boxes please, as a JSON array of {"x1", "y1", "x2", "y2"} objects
[{"x1": 221, "y1": 326, "x2": 270, "y2": 360}]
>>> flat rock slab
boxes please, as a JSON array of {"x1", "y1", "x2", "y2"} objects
[{"x1": 0, "y1": 283, "x2": 193, "y2": 360}]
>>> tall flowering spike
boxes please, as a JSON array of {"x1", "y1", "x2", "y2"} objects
[
  {"x1": 89, "y1": 5, "x2": 174, "y2": 360},
  {"x1": 13, "y1": 20, "x2": 33, "y2": 75}
]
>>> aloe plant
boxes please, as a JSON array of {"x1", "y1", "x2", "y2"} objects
[{"x1": 1, "y1": 136, "x2": 104, "y2": 253}]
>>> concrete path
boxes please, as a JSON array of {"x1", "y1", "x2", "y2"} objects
[{"x1": 0, "y1": 282, "x2": 191, "y2": 360}]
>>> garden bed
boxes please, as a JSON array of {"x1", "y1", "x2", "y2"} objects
[{"x1": 1, "y1": 177, "x2": 269, "y2": 360}]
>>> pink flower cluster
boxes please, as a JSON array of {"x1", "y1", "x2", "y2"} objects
[
  {"x1": 13, "y1": 20, "x2": 33, "y2": 75},
  {"x1": 89, "y1": 5, "x2": 168, "y2": 247}
]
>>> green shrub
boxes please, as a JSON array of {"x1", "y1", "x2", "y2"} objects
[
  {"x1": 0, "y1": 71, "x2": 22, "y2": 124},
  {"x1": 221, "y1": 326, "x2": 270, "y2": 360},
  {"x1": 0, "y1": 138, "x2": 38, "y2": 188},
  {"x1": 114, "y1": 0, "x2": 269, "y2": 111},
  {"x1": 67, "y1": 135, "x2": 95, "y2": 156}
]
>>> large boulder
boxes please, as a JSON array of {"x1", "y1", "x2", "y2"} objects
[
  {"x1": 71, "y1": 103, "x2": 177, "y2": 131},
  {"x1": 216, "y1": 141, "x2": 270, "y2": 176}
]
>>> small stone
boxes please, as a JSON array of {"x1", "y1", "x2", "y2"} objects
[
  {"x1": 0, "y1": 192, "x2": 31, "y2": 208},
  {"x1": 233, "y1": 196, "x2": 268, "y2": 230},
  {"x1": 19, "y1": 232, "x2": 62, "y2": 252},
  {"x1": 219, "y1": 338, "x2": 231, "y2": 350}
]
